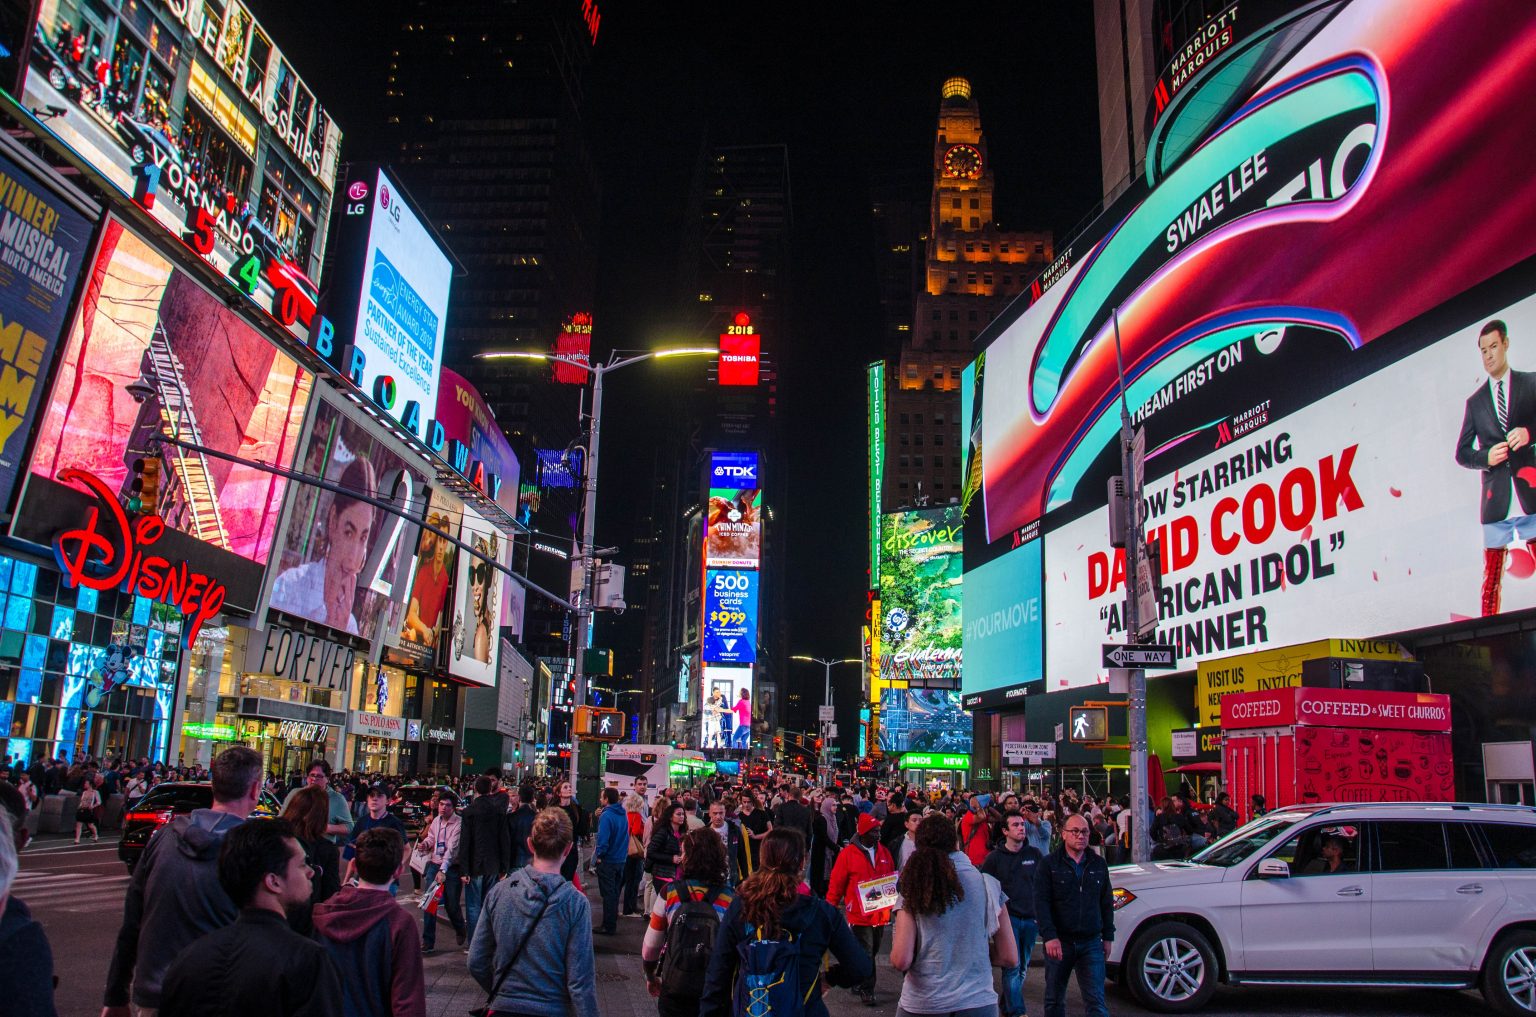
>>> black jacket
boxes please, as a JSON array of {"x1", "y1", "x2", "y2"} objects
[
  {"x1": 159, "y1": 908, "x2": 342, "y2": 1017},
  {"x1": 981, "y1": 842, "x2": 1043, "y2": 921},
  {"x1": 459, "y1": 793, "x2": 512, "y2": 878},
  {"x1": 1032, "y1": 848, "x2": 1114, "y2": 944},
  {"x1": 0, "y1": 897, "x2": 56, "y2": 1017},
  {"x1": 1456, "y1": 368, "x2": 1536, "y2": 522},
  {"x1": 699, "y1": 894, "x2": 871, "y2": 1017},
  {"x1": 1207, "y1": 803, "x2": 1240, "y2": 838},
  {"x1": 289, "y1": 836, "x2": 342, "y2": 936},
  {"x1": 646, "y1": 824, "x2": 684, "y2": 881},
  {"x1": 507, "y1": 803, "x2": 535, "y2": 871}
]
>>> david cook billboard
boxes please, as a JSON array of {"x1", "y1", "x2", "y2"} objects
[{"x1": 961, "y1": 1, "x2": 1536, "y2": 688}]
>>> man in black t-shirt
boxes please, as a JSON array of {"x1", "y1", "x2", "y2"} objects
[{"x1": 770, "y1": 784, "x2": 814, "y2": 850}]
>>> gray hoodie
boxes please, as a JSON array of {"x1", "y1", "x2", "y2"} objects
[
  {"x1": 467, "y1": 866, "x2": 597, "y2": 1017},
  {"x1": 104, "y1": 809, "x2": 245, "y2": 1008}
]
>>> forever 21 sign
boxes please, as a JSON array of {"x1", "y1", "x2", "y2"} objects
[{"x1": 247, "y1": 624, "x2": 356, "y2": 690}]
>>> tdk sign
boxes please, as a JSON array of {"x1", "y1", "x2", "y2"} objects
[{"x1": 710, "y1": 451, "x2": 759, "y2": 486}]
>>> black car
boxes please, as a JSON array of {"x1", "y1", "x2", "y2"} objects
[
  {"x1": 28, "y1": 24, "x2": 86, "y2": 102},
  {"x1": 114, "y1": 113, "x2": 182, "y2": 168},
  {"x1": 391, "y1": 785, "x2": 451, "y2": 840},
  {"x1": 119, "y1": 782, "x2": 282, "y2": 873}
]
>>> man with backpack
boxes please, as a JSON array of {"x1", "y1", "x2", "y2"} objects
[{"x1": 826, "y1": 813, "x2": 896, "y2": 1006}]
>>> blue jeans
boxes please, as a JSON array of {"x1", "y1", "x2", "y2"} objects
[
  {"x1": 464, "y1": 873, "x2": 497, "y2": 936},
  {"x1": 1043, "y1": 937, "x2": 1108, "y2": 1017},
  {"x1": 420, "y1": 862, "x2": 465, "y2": 948},
  {"x1": 732, "y1": 725, "x2": 750, "y2": 749},
  {"x1": 1002, "y1": 916, "x2": 1038, "y2": 1017},
  {"x1": 596, "y1": 859, "x2": 624, "y2": 932},
  {"x1": 622, "y1": 855, "x2": 644, "y2": 913}
]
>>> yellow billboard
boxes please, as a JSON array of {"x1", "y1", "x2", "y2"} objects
[{"x1": 1196, "y1": 638, "x2": 1413, "y2": 727}]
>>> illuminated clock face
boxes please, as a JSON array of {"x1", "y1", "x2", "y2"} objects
[{"x1": 943, "y1": 144, "x2": 983, "y2": 180}]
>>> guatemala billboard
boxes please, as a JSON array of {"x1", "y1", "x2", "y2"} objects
[
  {"x1": 879, "y1": 506, "x2": 962, "y2": 685},
  {"x1": 963, "y1": 0, "x2": 1536, "y2": 689}
]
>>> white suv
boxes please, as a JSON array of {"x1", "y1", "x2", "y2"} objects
[{"x1": 1105, "y1": 803, "x2": 1536, "y2": 1014}]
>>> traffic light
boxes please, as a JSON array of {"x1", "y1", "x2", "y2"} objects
[
  {"x1": 127, "y1": 458, "x2": 146, "y2": 514},
  {"x1": 127, "y1": 457, "x2": 163, "y2": 515}
]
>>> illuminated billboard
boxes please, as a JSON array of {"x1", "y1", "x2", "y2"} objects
[
  {"x1": 263, "y1": 394, "x2": 424, "y2": 644},
  {"x1": 554, "y1": 313, "x2": 592, "y2": 384},
  {"x1": 702, "y1": 568, "x2": 757, "y2": 664},
  {"x1": 877, "y1": 688, "x2": 972, "y2": 755},
  {"x1": 962, "y1": 2, "x2": 1536, "y2": 688},
  {"x1": 448, "y1": 505, "x2": 509, "y2": 686},
  {"x1": 383, "y1": 489, "x2": 463, "y2": 667},
  {"x1": 434, "y1": 368, "x2": 520, "y2": 517},
  {"x1": 706, "y1": 451, "x2": 761, "y2": 569},
  {"x1": 24, "y1": 219, "x2": 312, "y2": 570},
  {"x1": 22, "y1": 2, "x2": 340, "y2": 326},
  {"x1": 868, "y1": 362, "x2": 885, "y2": 587},
  {"x1": 0, "y1": 149, "x2": 94, "y2": 517},
  {"x1": 701, "y1": 664, "x2": 752, "y2": 751},
  {"x1": 324, "y1": 166, "x2": 450, "y2": 440},
  {"x1": 961, "y1": 536, "x2": 1042, "y2": 702},
  {"x1": 879, "y1": 507, "x2": 962, "y2": 684}
]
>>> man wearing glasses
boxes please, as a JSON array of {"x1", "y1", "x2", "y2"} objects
[
  {"x1": 283, "y1": 759, "x2": 353, "y2": 843},
  {"x1": 1032, "y1": 816, "x2": 1114, "y2": 1017}
]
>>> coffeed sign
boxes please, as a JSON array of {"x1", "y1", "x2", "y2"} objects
[{"x1": 247, "y1": 624, "x2": 356, "y2": 690}]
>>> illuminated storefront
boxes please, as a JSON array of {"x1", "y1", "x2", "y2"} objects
[{"x1": 349, "y1": 664, "x2": 412, "y2": 774}]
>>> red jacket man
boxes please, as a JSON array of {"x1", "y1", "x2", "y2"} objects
[{"x1": 826, "y1": 813, "x2": 896, "y2": 1004}]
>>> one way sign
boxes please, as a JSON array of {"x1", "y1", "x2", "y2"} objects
[{"x1": 1101, "y1": 644, "x2": 1178, "y2": 669}]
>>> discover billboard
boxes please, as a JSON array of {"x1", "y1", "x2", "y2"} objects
[{"x1": 879, "y1": 507, "x2": 962, "y2": 685}]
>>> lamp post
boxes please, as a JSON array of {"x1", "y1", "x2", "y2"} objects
[
  {"x1": 790, "y1": 655, "x2": 860, "y2": 783},
  {"x1": 479, "y1": 345, "x2": 717, "y2": 793}
]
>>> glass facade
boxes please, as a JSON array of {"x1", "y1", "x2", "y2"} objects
[{"x1": 0, "y1": 554, "x2": 183, "y2": 767}]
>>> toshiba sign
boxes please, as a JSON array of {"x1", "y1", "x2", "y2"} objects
[
  {"x1": 1222, "y1": 687, "x2": 1451, "y2": 733},
  {"x1": 719, "y1": 332, "x2": 760, "y2": 386}
]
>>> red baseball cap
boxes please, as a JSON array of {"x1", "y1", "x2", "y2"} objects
[{"x1": 857, "y1": 813, "x2": 880, "y2": 835}]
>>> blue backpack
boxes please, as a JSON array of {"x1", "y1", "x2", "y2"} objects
[{"x1": 733, "y1": 924, "x2": 820, "y2": 1017}]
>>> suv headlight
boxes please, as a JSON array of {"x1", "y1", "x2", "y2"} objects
[{"x1": 1112, "y1": 887, "x2": 1137, "y2": 910}]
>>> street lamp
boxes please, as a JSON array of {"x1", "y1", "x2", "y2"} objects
[
  {"x1": 791, "y1": 655, "x2": 860, "y2": 782},
  {"x1": 478, "y1": 345, "x2": 718, "y2": 793}
]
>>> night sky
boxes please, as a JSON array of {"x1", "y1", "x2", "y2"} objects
[{"x1": 251, "y1": 1, "x2": 1101, "y2": 675}]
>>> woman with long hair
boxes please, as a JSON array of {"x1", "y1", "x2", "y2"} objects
[
  {"x1": 281, "y1": 784, "x2": 342, "y2": 935},
  {"x1": 889, "y1": 814, "x2": 1017, "y2": 1017},
  {"x1": 641, "y1": 828, "x2": 737, "y2": 1017},
  {"x1": 646, "y1": 802, "x2": 688, "y2": 895},
  {"x1": 699, "y1": 829, "x2": 871, "y2": 1017}
]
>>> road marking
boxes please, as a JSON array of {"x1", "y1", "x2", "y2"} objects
[{"x1": 23, "y1": 841, "x2": 121, "y2": 855}]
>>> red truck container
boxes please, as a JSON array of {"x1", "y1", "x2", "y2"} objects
[{"x1": 1221, "y1": 686, "x2": 1453, "y2": 818}]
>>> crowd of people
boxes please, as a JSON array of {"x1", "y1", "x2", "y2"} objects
[{"x1": 0, "y1": 750, "x2": 1262, "y2": 1017}]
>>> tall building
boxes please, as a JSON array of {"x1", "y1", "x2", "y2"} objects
[
  {"x1": 1093, "y1": 0, "x2": 1158, "y2": 203},
  {"x1": 883, "y1": 78, "x2": 1052, "y2": 511}
]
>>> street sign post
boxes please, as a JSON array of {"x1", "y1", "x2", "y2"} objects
[
  {"x1": 818, "y1": 705, "x2": 836, "y2": 722},
  {"x1": 1101, "y1": 643, "x2": 1178, "y2": 669}
]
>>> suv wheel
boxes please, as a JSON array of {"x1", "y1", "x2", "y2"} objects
[
  {"x1": 1126, "y1": 921, "x2": 1218, "y2": 1013},
  {"x1": 1485, "y1": 931, "x2": 1536, "y2": 1015}
]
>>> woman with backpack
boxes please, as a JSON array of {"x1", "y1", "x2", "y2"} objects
[
  {"x1": 642, "y1": 828, "x2": 737, "y2": 1017},
  {"x1": 647, "y1": 802, "x2": 688, "y2": 896},
  {"x1": 699, "y1": 828, "x2": 872, "y2": 1017},
  {"x1": 889, "y1": 813, "x2": 1018, "y2": 1017}
]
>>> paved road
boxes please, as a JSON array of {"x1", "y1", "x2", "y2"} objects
[{"x1": 12, "y1": 835, "x2": 1498, "y2": 1016}]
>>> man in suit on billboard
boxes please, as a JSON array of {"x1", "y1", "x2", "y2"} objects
[{"x1": 1455, "y1": 319, "x2": 1536, "y2": 614}]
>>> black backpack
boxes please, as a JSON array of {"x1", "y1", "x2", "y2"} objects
[{"x1": 660, "y1": 881, "x2": 721, "y2": 997}]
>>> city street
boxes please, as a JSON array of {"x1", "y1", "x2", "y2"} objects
[{"x1": 13, "y1": 835, "x2": 1493, "y2": 1017}]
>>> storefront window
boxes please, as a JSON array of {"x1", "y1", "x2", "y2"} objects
[
  {"x1": 182, "y1": 104, "x2": 253, "y2": 208},
  {"x1": 244, "y1": 29, "x2": 270, "y2": 96},
  {"x1": 109, "y1": 31, "x2": 145, "y2": 111},
  {"x1": 258, "y1": 152, "x2": 320, "y2": 265}
]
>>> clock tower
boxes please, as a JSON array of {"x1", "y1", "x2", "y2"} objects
[{"x1": 931, "y1": 76, "x2": 995, "y2": 249}]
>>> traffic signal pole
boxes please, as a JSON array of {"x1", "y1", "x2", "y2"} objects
[{"x1": 1113, "y1": 309, "x2": 1152, "y2": 864}]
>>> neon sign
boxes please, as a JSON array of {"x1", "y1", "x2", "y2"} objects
[{"x1": 51, "y1": 469, "x2": 227, "y2": 649}]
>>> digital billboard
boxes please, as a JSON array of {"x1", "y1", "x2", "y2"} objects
[
  {"x1": 877, "y1": 688, "x2": 972, "y2": 755},
  {"x1": 706, "y1": 451, "x2": 761, "y2": 569},
  {"x1": 325, "y1": 166, "x2": 450, "y2": 440},
  {"x1": 24, "y1": 219, "x2": 312, "y2": 568},
  {"x1": 0, "y1": 147, "x2": 94, "y2": 516},
  {"x1": 22, "y1": 3, "x2": 340, "y2": 330},
  {"x1": 962, "y1": 2, "x2": 1536, "y2": 689},
  {"x1": 383, "y1": 489, "x2": 463, "y2": 667},
  {"x1": 448, "y1": 505, "x2": 509, "y2": 686},
  {"x1": 435, "y1": 367, "x2": 520, "y2": 517},
  {"x1": 263, "y1": 394, "x2": 424, "y2": 644},
  {"x1": 553, "y1": 312, "x2": 592, "y2": 384},
  {"x1": 700, "y1": 664, "x2": 752, "y2": 751},
  {"x1": 879, "y1": 506, "x2": 962, "y2": 684},
  {"x1": 703, "y1": 568, "x2": 757, "y2": 664},
  {"x1": 961, "y1": 536, "x2": 1042, "y2": 701}
]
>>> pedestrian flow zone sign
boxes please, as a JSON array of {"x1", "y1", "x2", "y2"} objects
[
  {"x1": 1002, "y1": 741, "x2": 1056, "y2": 764},
  {"x1": 1101, "y1": 643, "x2": 1178, "y2": 669}
]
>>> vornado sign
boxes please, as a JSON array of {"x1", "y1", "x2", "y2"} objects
[{"x1": 246, "y1": 624, "x2": 356, "y2": 690}]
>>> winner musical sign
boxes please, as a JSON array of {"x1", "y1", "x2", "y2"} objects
[{"x1": 50, "y1": 468, "x2": 227, "y2": 649}]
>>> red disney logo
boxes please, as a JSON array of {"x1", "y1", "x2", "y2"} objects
[{"x1": 50, "y1": 468, "x2": 226, "y2": 649}]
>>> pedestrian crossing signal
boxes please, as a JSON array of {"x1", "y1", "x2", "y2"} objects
[{"x1": 574, "y1": 705, "x2": 625, "y2": 741}]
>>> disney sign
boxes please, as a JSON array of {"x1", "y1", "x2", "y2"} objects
[{"x1": 51, "y1": 468, "x2": 226, "y2": 649}]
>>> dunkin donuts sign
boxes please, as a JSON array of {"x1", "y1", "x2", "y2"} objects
[{"x1": 1222, "y1": 687, "x2": 1450, "y2": 733}]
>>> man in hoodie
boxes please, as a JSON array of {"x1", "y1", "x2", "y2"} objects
[
  {"x1": 314, "y1": 828, "x2": 427, "y2": 1017},
  {"x1": 592, "y1": 787, "x2": 628, "y2": 934},
  {"x1": 468, "y1": 808, "x2": 597, "y2": 1017},
  {"x1": 102, "y1": 745, "x2": 263, "y2": 1017},
  {"x1": 459, "y1": 774, "x2": 511, "y2": 939},
  {"x1": 159, "y1": 819, "x2": 342, "y2": 1016}
]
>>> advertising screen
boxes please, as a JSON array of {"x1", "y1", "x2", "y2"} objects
[
  {"x1": 960, "y1": 2, "x2": 1536, "y2": 688},
  {"x1": 703, "y1": 568, "x2": 758, "y2": 664},
  {"x1": 264, "y1": 394, "x2": 425, "y2": 643},
  {"x1": 700, "y1": 664, "x2": 752, "y2": 751},
  {"x1": 22, "y1": 3, "x2": 340, "y2": 327},
  {"x1": 435, "y1": 368, "x2": 520, "y2": 517},
  {"x1": 326, "y1": 167, "x2": 450, "y2": 439},
  {"x1": 0, "y1": 147, "x2": 94, "y2": 515},
  {"x1": 879, "y1": 507, "x2": 962, "y2": 684},
  {"x1": 877, "y1": 688, "x2": 972, "y2": 755},
  {"x1": 383, "y1": 488, "x2": 463, "y2": 666},
  {"x1": 961, "y1": 537, "x2": 1043, "y2": 700},
  {"x1": 448, "y1": 505, "x2": 509, "y2": 686},
  {"x1": 706, "y1": 451, "x2": 762, "y2": 569},
  {"x1": 25, "y1": 219, "x2": 311, "y2": 566}
]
